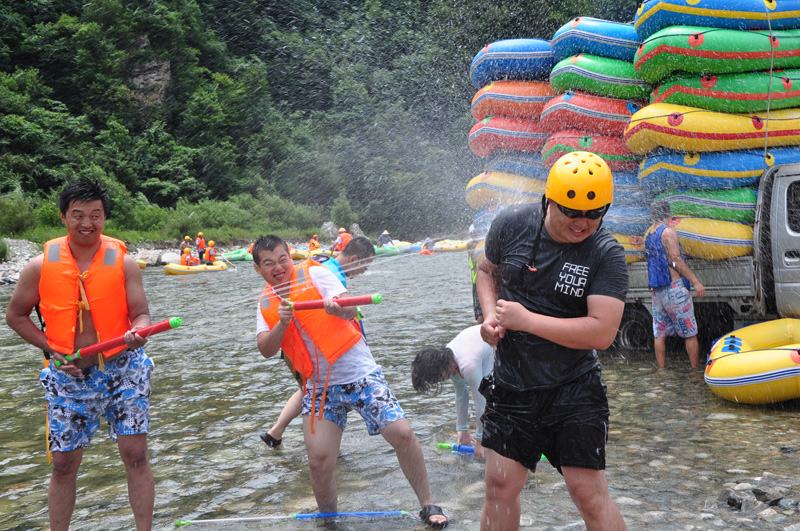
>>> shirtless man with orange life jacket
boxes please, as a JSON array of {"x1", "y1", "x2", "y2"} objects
[
  {"x1": 252, "y1": 235, "x2": 448, "y2": 528},
  {"x1": 5, "y1": 180, "x2": 154, "y2": 531}
]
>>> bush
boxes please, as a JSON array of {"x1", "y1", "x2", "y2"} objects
[
  {"x1": 0, "y1": 190, "x2": 34, "y2": 234},
  {"x1": 330, "y1": 193, "x2": 357, "y2": 229},
  {"x1": 0, "y1": 238, "x2": 8, "y2": 262},
  {"x1": 33, "y1": 199, "x2": 62, "y2": 227}
]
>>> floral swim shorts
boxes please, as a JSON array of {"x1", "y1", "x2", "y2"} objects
[
  {"x1": 651, "y1": 279, "x2": 698, "y2": 339},
  {"x1": 302, "y1": 368, "x2": 405, "y2": 435},
  {"x1": 40, "y1": 348, "x2": 154, "y2": 452}
]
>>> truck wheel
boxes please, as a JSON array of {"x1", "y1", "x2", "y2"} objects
[{"x1": 613, "y1": 304, "x2": 654, "y2": 351}]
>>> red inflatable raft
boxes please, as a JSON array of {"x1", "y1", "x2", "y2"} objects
[
  {"x1": 540, "y1": 91, "x2": 641, "y2": 135},
  {"x1": 468, "y1": 116, "x2": 548, "y2": 158},
  {"x1": 471, "y1": 80, "x2": 553, "y2": 120}
]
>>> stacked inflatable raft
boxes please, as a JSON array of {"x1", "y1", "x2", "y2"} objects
[
  {"x1": 547, "y1": 17, "x2": 651, "y2": 255},
  {"x1": 626, "y1": 0, "x2": 800, "y2": 260}
]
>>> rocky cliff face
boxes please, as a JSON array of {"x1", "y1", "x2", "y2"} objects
[{"x1": 128, "y1": 35, "x2": 171, "y2": 106}]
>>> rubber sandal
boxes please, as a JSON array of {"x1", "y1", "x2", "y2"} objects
[
  {"x1": 419, "y1": 504, "x2": 448, "y2": 529},
  {"x1": 259, "y1": 432, "x2": 282, "y2": 448}
]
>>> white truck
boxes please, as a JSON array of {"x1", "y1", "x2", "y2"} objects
[{"x1": 615, "y1": 162, "x2": 800, "y2": 351}]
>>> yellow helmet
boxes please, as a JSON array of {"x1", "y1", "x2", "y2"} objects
[
  {"x1": 197, "y1": 231, "x2": 204, "y2": 237},
  {"x1": 183, "y1": 247, "x2": 191, "y2": 254},
  {"x1": 184, "y1": 235, "x2": 191, "y2": 241},
  {"x1": 338, "y1": 227, "x2": 346, "y2": 233},
  {"x1": 208, "y1": 240, "x2": 215, "y2": 247},
  {"x1": 545, "y1": 151, "x2": 613, "y2": 211}
]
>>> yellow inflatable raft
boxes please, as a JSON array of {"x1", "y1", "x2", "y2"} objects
[
  {"x1": 611, "y1": 233, "x2": 644, "y2": 264},
  {"x1": 670, "y1": 217, "x2": 753, "y2": 260},
  {"x1": 432, "y1": 239, "x2": 469, "y2": 253},
  {"x1": 465, "y1": 171, "x2": 545, "y2": 209},
  {"x1": 163, "y1": 261, "x2": 229, "y2": 275},
  {"x1": 705, "y1": 319, "x2": 800, "y2": 405},
  {"x1": 624, "y1": 103, "x2": 800, "y2": 154}
]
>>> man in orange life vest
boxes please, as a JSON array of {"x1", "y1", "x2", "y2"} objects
[
  {"x1": 5, "y1": 180, "x2": 155, "y2": 531},
  {"x1": 196, "y1": 231, "x2": 206, "y2": 261},
  {"x1": 252, "y1": 235, "x2": 448, "y2": 528},
  {"x1": 331, "y1": 227, "x2": 352, "y2": 254}
]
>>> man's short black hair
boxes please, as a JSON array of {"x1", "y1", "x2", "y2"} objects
[
  {"x1": 651, "y1": 200, "x2": 671, "y2": 222},
  {"x1": 252, "y1": 235, "x2": 289, "y2": 263},
  {"x1": 58, "y1": 179, "x2": 111, "y2": 216},
  {"x1": 341, "y1": 236, "x2": 376, "y2": 259},
  {"x1": 411, "y1": 347, "x2": 456, "y2": 395}
]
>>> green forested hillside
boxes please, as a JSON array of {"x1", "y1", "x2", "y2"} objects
[{"x1": 0, "y1": 0, "x2": 635, "y2": 240}]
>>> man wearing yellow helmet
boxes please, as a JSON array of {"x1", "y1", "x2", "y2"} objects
[
  {"x1": 476, "y1": 152, "x2": 627, "y2": 530},
  {"x1": 179, "y1": 235, "x2": 192, "y2": 256},
  {"x1": 205, "y1": 240, "x2": 216, "y2": 264}
]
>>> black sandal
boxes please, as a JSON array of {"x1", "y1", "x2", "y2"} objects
[
  {"x1": 259, "y1": 432, "x2": 282, "y2": 448},
  {"x1": 419, "y1": 504, "x2": 448, "y2": 529}
]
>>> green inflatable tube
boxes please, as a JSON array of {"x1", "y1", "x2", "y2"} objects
[
  {"x1": 656, "y1": 187, "x2": 757, "y2": 223},
  {"x1": 550, "y1": 54, "x2": 650, "y2": 100},
  {"x1": 635, "y1": 26, "x2": 800, "y2": 84},
  {"x1": 652, "y1": 69, "x2": 800, "y2": 113},
  {"x1": 222, "y1": 248, "x2": 253, "y2": 261},
  {"x1": 374, "y1": 245, "x2": 400, "y2": 256}
]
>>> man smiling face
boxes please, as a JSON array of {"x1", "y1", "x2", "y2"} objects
[
  {"x1": 253, "y1": 244, "x2": 295, "y2": 289},
  {"x1": 61, "y1": 199, "x2": 106, "y2": 248}
]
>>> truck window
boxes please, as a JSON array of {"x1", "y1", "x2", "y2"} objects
[{"x1": 790, "y1": 181, "x2": 800, "y2": 233}]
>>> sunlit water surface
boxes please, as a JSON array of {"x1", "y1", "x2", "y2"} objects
[{"x1": 1, "y1": 252, "x2": 799, "y2": 530}]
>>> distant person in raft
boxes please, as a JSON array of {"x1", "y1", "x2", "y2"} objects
[
  {"x1": 5, "y1": 179, "x2": 155, "y2": 530},
  {"x1": 259, "y1": 236, "x2": 376, "y2": 447},
  {"x1": 411, "y1": 325, "x2": 495, "y2": 458},
  {"x1": 376, "y1": 229, "x2": 393, "y2": 247},
  {"x1": 196, "y1": 231, "x2": 206, "y2": 261},
  {"x1": 331, "y1": 227, "x2": 352, "y2": 254},
  {"x1": 308, "y1": 233, "x2": 321, "y2": 252},
  {"x1": 645, "y1": 201, "x2": 706, "y2": 370},
  {"x1": 252, "y1": 235, "x2": 448, "y2": 528},
  {"x1": 181, "y1": 247, "x2": 200, "y2": 266},
  {"x1": 179, "y1": 234, "x2": 192, "y2": 255},
  {"x1": 205, "y1": 240, "x2": 217, "y2": 264}
]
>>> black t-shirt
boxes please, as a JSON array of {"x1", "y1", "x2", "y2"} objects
[{"x1": 485, "y1": 204, "x2": 629, "y2": 391}]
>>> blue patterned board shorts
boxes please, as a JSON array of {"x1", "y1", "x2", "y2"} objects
[
  {"x1": 302, "y1": 368, "x2": 405, "y2": 435},
  {"x1": 40, "y1": 348, "x2": 154, "y2": 452},
  {"x1": 651, "y1": 279, "x2": 698, "y2": 339}
]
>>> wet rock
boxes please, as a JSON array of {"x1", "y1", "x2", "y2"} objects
[
  {"x1": 349, "y1": 223, "x2": 365, "y2": 237},
  {"x1": 320, "y1": 221, "x2": 337, "y2": 239},
  {"x1": 759, "y1": 507, "x2": 787, "y2": 524},
  {"x1": 615, "y1": 496, "x2": 642, "y2": 506},
  {"x1": 641, "y1": 510, "x2": 666, "y2": 522},
  {"x1": 0, "y1": 239, "x2": 40, "y2": 285},
  {"x1": 780, "y1": 446, "x2": 797, "y2": 454},
  {"x1": 778, "y1": 498, "x2": 799, "y2": 510},
  {"x1": 734, "y1": 483, "x2": 754, "y2": 491},
  {"x1": 784, "y1": 523, "x2": 800, "y2": 531}
]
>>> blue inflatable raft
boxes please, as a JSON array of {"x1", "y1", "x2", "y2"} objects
[
  {"x1": 485, "y1": 152, "x2": 548, "y2": 180},
  {"x1": 470, "y1": 39, "x2": 554, "y2": 89},
  {"x1": 551, "y1": 17, "x2": 640, "y2": 62}
]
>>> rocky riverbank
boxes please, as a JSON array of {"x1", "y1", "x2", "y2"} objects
[{"x1": 0, "y1": 239, "x2": 183, "y2": 285}]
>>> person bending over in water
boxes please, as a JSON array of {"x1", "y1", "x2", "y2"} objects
[
  {"x1": 411, "y1": 325, "x2": 494, "y2": 458},
  {"x1": 477, "y1": 152, "x2": 628, "y2": 531},
  {"x1": 252, "y1": 235, "x2": 448, "y2": 528}
]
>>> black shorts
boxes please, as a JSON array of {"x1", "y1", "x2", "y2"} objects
[{"x1": 480, "y1": 368, "x2": 609, "y2": 472}]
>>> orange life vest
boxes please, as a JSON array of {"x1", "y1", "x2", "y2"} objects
[
  {"x1": 308, "y1": 238, "x2": 321, "y2": 251},
  {"x1": 334, "y1": 232, "x2": 352, "y2": 252},
  {"x1": 180, "y1": 253, "x2": 190, "y2": 266},
  {"x1": 259, "y1": 259, "x2": 362, "y2": 381},
  {"x1": 206, "y1": 248, "x2": 216, "y2": 263},
  {"x1": 196, "y1": 237, "x2": 206, "y2": 250},
  {"x1": 248, "y1": 242, "x2": 255, "y2": 255},
  {"x1": 39, "y1": 236, "x2": 130, "y2": 366}
]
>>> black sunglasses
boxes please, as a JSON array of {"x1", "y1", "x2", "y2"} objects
[{"x1": 555, "y1": 202, "x2": 609, "y2": 220}]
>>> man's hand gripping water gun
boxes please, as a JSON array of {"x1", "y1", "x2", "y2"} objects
[{"x1": 53, "y1": 317, "x2": 183, "y2": 368}]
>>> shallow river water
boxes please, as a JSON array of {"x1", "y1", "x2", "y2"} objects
[{"x1": 1, "y1": 251, "x2": 799, "y2": 530}]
